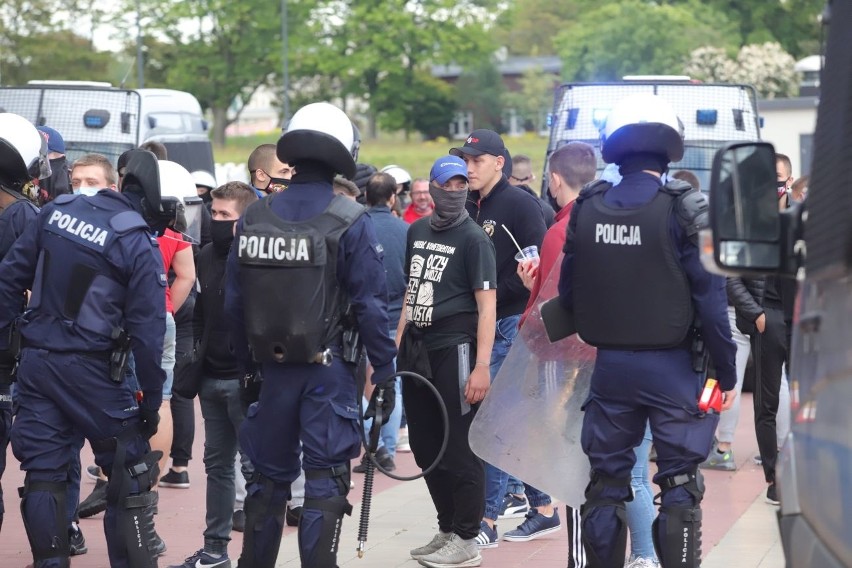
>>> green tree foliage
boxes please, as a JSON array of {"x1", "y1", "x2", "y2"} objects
[
  {"x1": 494, "y1": 0, "x2": 588, "y2": 56},
  {"x1": 455, "y1": 60, "x2": 506, "y2": 132},
  {"x1": 303, "y1": 0, "x2": 497, "y2": 138},
  {"x1": 373, "y1": 70, "x2": 456, "y2": 140},
  {"x1": 0, "y1": 29, "x2": 115, "y2": 85},
  {"x1": 504, "y1": 66, "x2": 559, "y2": 131},
  {"x1": 555, "y1": 0, "x2": 737, "y2": 81},
  {"x1": 685, "y1": 42, "x2": 801, "y2": 99},
  {"x1": 138, "y1": 0, "x2": 292, "y2": 145}
]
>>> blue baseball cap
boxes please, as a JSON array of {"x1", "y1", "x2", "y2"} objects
[
  {"x1": 430, "y1": 155, "x2": 468, "y2": 185},
  {"x1": 37, "y1": 125, "x2": 65, "y2": 155}
]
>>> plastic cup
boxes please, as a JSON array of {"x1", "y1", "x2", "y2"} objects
[{"x1": 514, "y1": 245, "x2": 540, "y2": 267}]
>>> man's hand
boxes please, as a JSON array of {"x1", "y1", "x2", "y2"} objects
[
  {"x1": 365, "y1": 379, "x2": 396, "y2": 422},
  {"x1": 721, "y1": 389, "x2": 737, "y2": 412},
  {"x1": 516, "y1": 260, "x2": 538, "y2": 291},
  {"x1": 755, "y1": 313, "x2": 766, "y2": 334},
  {"x1": 464, "y1": 366, "x2": 491, "y2": 404},
  {"x1": 139, "y1": 405, "x2": 160, "y2": 438}
]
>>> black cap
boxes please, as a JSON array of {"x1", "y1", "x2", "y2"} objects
[{"x1": 450, "y1": 129, "x2": 505, "y2": 158}]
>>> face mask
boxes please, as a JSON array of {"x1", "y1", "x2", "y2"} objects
[
  {"x1": 73, "y1": 186, "x2": 101, "y2": 197},
  {"x1": 428, "y1": 183, "x2": 469, "y2": 232},
  {"x1": 263, "y1": 174, "x2": 290, "y2": 194},
  {"x1": 211, "y1": 219, "x2": 237, "y2": 255}
]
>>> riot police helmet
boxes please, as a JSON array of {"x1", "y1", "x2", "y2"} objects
[
  {"x1": 276, "y1": 102, "x2": 358, "y2": 179},
  {"x1": 191, "y1": 169, "x2": 217, "y2": 191},
  {"x1": 0, "y1": 113, "x2": 51, "y2": 194},
  {"x1": 381, "y1": 164, "x2": 412, "y2": 194},
  {"x1": 159, "y1": 160, "x2": 204, "y2": 242},
  {"x1": 601, "y1": 93, "x2": 684, "y2": 165}
]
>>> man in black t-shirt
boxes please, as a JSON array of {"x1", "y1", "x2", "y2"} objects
[{"x1": 397, "y1": 155, "x2": 496, "y2": 568}]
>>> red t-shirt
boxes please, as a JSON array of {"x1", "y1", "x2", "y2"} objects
[
  {"x1": 520, "y1": 200, "x2": 574, "y2": 324},
  {"x1": 156, "y1": 228, "x2": 191, "y2": 314},
  {"x1": 403, "y1": 203, "x2": 432, "y2": 224}
]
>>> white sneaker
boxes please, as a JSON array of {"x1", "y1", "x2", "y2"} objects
[{"x1": 625, "y1": 557, "x2": 661, "y2": 568}]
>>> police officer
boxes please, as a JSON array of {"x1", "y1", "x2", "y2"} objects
[
  {"x1": 225, "y1": 102, "x2": 397, "y2": 568},
  {"x1": 0, "y1": 113, "x2": 46, "y2": 534},
  {"x1": 0, "y1": 149, "x2": 169, "y2": 568},
  {"x1": 557, "y1": 93, "x2": 737, "y2": 568}
]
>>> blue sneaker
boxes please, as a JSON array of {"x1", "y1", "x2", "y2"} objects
[
  {"x1": 497, "y1": 493, "x2": 529, "y2": 519},
  {"x1": 168, "y1": 549, "x2": 231, "y2": 568},
  {"x1": 474, "y1": 521, "x2": 499, "y2": 549},
  {"x1": 503, "y1": 508, "x2": 561, "y2": 542}
]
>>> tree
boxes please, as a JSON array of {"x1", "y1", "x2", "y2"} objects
[
  {"x1": 555, "y1": 0, "x2": 737, "y2": 81},
  {"x1": 455, "y1": 60, "x2": 506, "y2": 132},
  {"x1": 138, "y1": 0, "x2": 291, "y2": 145},
  {"x1": 493, "y1": 0, "x2": 589, "y2": 56},
  {"x1": 0, "y1": 30, "x2": 116, "y2": 85},
  {"x1": 685, "y1": 42, "x2": 800, "y2": 99},
  {"x1": 504, "y1": 66, "x2": 559, "y2": 132},
  {"x1": 373, "y1": 70, "x2": 456, "y2": 140},
  {"x1": 303, "y1": 0, "x2": 499, "y2": 138}
]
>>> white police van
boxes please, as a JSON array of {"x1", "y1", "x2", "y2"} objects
[
  {"x1": 544, "y1": 78, "x2": 761, "y2": 193},
  {"x1": 0, "y1": 81, "x2": 214, "y2": 174}
]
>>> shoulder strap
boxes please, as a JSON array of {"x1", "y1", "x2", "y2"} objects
[
  {"x1": 110, "y1": 210, "x2": 149, "y2": 235},
  {"x1": 576, "y1": 179, "x2": 612, "y2": 203},
  {"x1": 325, "y1": 194, "x2": 366, "y2": 225},
  {"x1": 53, "y1": 193, "x2": 79, "y2": 205}
]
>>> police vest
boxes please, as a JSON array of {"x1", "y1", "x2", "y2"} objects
[
  {"x1": 237, "y1": 194, "x2": 364, "y2": 364},
  {"x1": 28, "y1": 193, "x2": 149, "y2": 341},
  {"x1": 572, "y1": 181, "x2": 694, "y2": 349}
]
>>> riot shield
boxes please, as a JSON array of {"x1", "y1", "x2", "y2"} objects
[{"x1": 469, "y1": 252, "x2": 595, "y2": 508}]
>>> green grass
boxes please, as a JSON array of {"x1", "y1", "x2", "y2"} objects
[{"x1": 213, "y1": 131, "x2": 551, "y2": 181}]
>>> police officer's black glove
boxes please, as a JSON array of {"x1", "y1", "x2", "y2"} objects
[
  {"x1": 365, "y1": 379, "x2": 396, "y2": 423},
  {"x1": 139, "y1": 405, "x2": 160, "y2": 439},
  {"x1": 239, "y1": 370, "x2": 263, "y2": 415}
]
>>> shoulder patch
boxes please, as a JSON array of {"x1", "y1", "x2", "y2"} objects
[{"x1": 109, "y1": 210, "x2": 149, "y2": 234}]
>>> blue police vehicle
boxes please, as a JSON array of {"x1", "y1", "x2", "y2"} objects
[{"x1": 702, "y1": 0, "x2": 852, "y2": 565}]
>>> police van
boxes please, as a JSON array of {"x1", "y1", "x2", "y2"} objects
[
  {"x1": 544, "y1": 78, "x2": 761, "y2": 193},
  {"x1": 702, "y1": 0, "x2": 852, "y2": 565},
  {"x1": 0, "y1": 81, "x2": 214, "y2": 174}
]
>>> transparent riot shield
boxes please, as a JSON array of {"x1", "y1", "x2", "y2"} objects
[{"x1": 469, "y1": 252, "x2": 595, "y2": 508}]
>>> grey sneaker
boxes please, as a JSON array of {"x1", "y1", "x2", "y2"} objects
[
  {"x1": 418, "y1": 534, "x2": 482, "y2": 568},
  {"x1": 699, "y1": 445, "x2": 737, "y2": 471},
  {"x1": 411, "y1": 531, "x2": 453, "y2": 559}
]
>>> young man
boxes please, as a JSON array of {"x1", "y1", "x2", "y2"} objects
[
  {"x1": 169, "y1": 181, "x2": 258, "y2": 568},
  {"x1": 247, "y1": 143, "x2": 295, "y2": 197},
  {"x1": 401, "y1": 155, "x2": 496, "y2": 568},
  {"x1": 452, "y1": 129, "x2": 547, "y2": 546}
]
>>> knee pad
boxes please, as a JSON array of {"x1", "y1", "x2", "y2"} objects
[
  {"x1": 106, "y1": 449, "x2": 162, "y2": 568},
  {"x1": 239, "y1": 475, "x2": 290, "y2": 568},
  {"x1": 580, "y1": 471, "x2": 631, "y2": 568},
  {"x1": 300, "y1": 464, "x2": 353, "y2": 568},
  {"x1": 653, "y1": 469, "x2": 705, "y2": 568},
  {"x1": 19, "y1": 473, "x2": 70, "y2": 565}
]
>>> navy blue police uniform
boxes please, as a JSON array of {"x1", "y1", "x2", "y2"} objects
[
  {"x1": 0, "y1": 198, "x2": 39, "y2": 530},
  {"x1": 225, "y1": 177, "x2": 397, "y2": 568},
  {"x1": 0, "y1": 190, "x2": 166, "y2": 568},
  {"x1": 558, "y1": 172, "x2": 736, "y2": 567}
]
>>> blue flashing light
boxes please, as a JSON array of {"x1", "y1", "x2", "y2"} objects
[
  {"x1": 696, "y1": 109, "x2": 718, "y2": 125},
  {"x1": 566, "y1": 108, "x2": 579, "y2": 130}
]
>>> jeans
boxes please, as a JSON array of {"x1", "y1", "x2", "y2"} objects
[
  {"x1": 161, "y1": 312, "x2": 176, "y2": 400},
  {"x1": 199, "y1": 378, "x2": 245, "y2": 554},
  {"x1": 484, "y1": 314, "x2": 527, "y2": 520},
  {"x1": 360, "y1": 378, "x2": 402, "y2": 457},
  {"x1": 626, "y1": 422, "x2": 657, "y2": 561}
]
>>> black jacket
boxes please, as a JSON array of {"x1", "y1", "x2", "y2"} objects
[
  {"x1": 726, "y1": 276, "x2": 765, "y2": 335},
  {"x1": 466, "y1": 176, "x2": 547, "y2": 319}
]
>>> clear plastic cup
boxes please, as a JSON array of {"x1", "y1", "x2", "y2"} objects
[{"x1": 514, "y1": 245, "x2": 540, "y2": 267}]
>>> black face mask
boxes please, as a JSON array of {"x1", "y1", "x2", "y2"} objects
[
  {"x1": 265, "y1": 177, "x2": 290, "y2": 193},
  {"x1": 211, "y1": 219, "x2": 236, "y2": 255}
]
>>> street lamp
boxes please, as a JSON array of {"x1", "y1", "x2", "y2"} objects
[{"x1": 281, "y1": 0, "x2": 290, "y2": 125}]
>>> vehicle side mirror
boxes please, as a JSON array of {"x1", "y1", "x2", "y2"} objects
[{"x1": 707, "y1": 142, "x2": 782, "y2": 274}]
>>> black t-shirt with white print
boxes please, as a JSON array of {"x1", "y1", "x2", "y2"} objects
[{"x1": 404, "y1": 216, "x2": 497, "y2": 350}]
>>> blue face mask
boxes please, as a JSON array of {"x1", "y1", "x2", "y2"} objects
[{"x1": 73, "y1": 186, "x2": 101, "y2": 196}]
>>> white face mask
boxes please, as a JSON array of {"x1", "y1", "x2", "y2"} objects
[{"x1": 74, "y1": 186, "x2": 101, "y2": 196}]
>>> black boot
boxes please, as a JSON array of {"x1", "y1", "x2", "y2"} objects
[{"x1": 77, "y1": 478, "x2": 108, "y2": 518}]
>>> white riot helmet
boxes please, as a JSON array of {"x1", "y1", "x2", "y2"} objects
[
  {"x1": 277, "y1": 102, "x2": 358, "y2": 179},
  {"x1": 380, "y1": 165, "x2": 411, "y2": 187},
  {"x1": 0, "y1": 113, "x2": 51, "y2": 194},
  {"x1": 191, "y1": 169, "x2": 217, "y2": 191},
  {"x1": 158, "y1": 160, "x2": 203, "y2": 243},
  {"x1": 601, "y1": 93, "x2": 684, "y2": 165}
]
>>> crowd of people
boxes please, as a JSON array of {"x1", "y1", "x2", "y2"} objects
[{"x1": 0, "y1": 93, "x2": 804, "y2": 568}]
